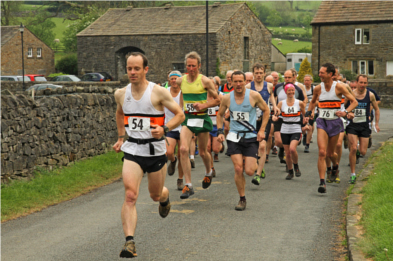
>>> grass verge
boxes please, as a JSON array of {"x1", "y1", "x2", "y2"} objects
[
  {"x1": 358, "y1": 140, "x2": 393, "y2": 260},
  {"x1": 271, "y1": 38, "x2": 312, "y2": 55},
  {"x1": 1, "y1": 151, "x2": 123, "y2": 223}
]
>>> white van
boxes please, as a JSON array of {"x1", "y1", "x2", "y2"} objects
[{"x1": 286, "y1": 53, "x2": 312, "y2": 72}]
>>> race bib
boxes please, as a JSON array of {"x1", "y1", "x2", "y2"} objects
[
  {"x1": 207, "y1": 108, "x2": 216, "y2": 116},
  {"x1": 284, "y1": 106, "x2": 299, "y2": 115},
  {"x1": 226, "y1": 132, "x2": 241, "y2": 143},
  {"x1": 187, "y1": 118, "x2": 204, "y2": 128},
  {"x1": 128, "y1": 117, "x2": 150, "y2": 131},
  {"x1": 185, "y1": 102, "x2": 198, "y2": 113},
  {"x1": 256, "y1": 107, "x2": 262, "y2": 118},
  {"x1": 319, "y1": 109, "x2": 338, "y2": 119},
  {"x1": 233, "y1": 111, "x2": 249, "y2": 122},
  {"x1": 353, "y1": 108, "x2": 367, "y2": 123}
]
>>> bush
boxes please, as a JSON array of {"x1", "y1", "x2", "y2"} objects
[
  {"x1": 297, "y1": 57, "x2": 312, "y2": 83},
  {"x1": 313, "y1": 74, "x2": 321, "y2": 83},
  {"x1": 340, "y1": 69, "x2": 357, "y2": 81},
  {"x1": 48, "y1": 73, "x2": 67, "y2": 78},
  {"x1": 296, "y1": 47, "x2": 312, "y2": 53},
  {"x1": 55, "y1": 54, "x2": 78, "y2": 75}
]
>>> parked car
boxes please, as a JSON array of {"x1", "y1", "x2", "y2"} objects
[
  {"x1": 26, "y1": 84, "x2": 62, "y2": 92},
  {"x1": 1, "y1": 76, "x2": 31, "y2": 82},
  {"x1": 52, "y1": 75, "x2": 81, "y2": 82},
  {"x1": 98, "y1": 72, "x2": 113, "y2": 81},
  {"x1": 25, "y1": 74, "x2": 47, "y2": 82},
  {"x1": 80, "y1": 73, "x2": 110, "y2": 82}
]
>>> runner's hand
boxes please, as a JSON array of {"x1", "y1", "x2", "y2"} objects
[
  {"x1": 346, "y1": 112, "x2": 355, "y2": 120},
  {"x1": 274, "y1": 107, "x2": 280, "y2": 117},
  {"x1": 335, "y1": 111, "x2": 346, "y2": 118},
  {"x1": 375, "y1": 124, "x2": 380, "y2": 133},
  {"x1": 113, "y1": 140, "x2": 123, "y2": 153},
  {"x1": 217, "y1": 134, "x2": 225, "y2": 143},
  {"x1": 257, "y1": 131, "x2": 265, "y2": 142},
  {"x1": 151, "y1": 124, "x2": 164, "y2": 139},
  {"x1": 193, "y1": 103, "x2": 204, "y2": 111}
]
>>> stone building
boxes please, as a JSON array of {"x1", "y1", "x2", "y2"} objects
[
  {"x1": 1, "y1": 26, "x2": 55, "y2": 76},
  {"x1": 77, "y1": 3, "x2": 271, "y2": 82},
  {"x1": 271, "y1": 45, "x2": 286, "y2": 73},
  {"x1": 311, "y1": 1, "x2": 393, "y2": 79}
]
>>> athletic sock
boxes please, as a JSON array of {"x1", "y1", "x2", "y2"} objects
[
  {"x1": 190, "y1": 155, "x2": 194, "y2": 160},
  {"x1": 332, "y1": 165, "x2": 338, "y2": 171},
  {"x1": 206, "y1": 169, "x2": 213, "y2": 177},
  {"x1": 306, "y1": 143, "x2": 310, "y2": 146},
  {"x1": 289, "y1": 169, "x2": 294, "y2": 174},
  {"x1": 186, "y1": 183, "x2": 192, "y2": 188},
  {"x1": 320, "y1": 179, "x2": 325, "y2": 185},
  {"x1": 159, "y1": 198, "x2": 169, "y2": 207},
  {"x1": 327, "y1": 167, "x2": 332, "y2": 172},
  {"x1": 351, "y1": 173, "x2": 356, "y2": 176},
  {"x1": 266, "y1": 155, "x2": 269, "y2": 159},
  {"x1": 126, "y1": 236, "x2": 134, "y2": 242},
  {"x1": 240, "y1": 196, "x2": 246, "y2": 202}
]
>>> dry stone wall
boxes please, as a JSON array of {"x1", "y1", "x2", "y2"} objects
[{"x1": 1, "y1": 90, "x2": 118, "y2": 183}]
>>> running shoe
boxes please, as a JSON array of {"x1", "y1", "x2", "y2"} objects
[
  {"x1": 120, "y1": 241, "x2": 137, "y2": 258},
  {"x1": 195, "y1": 146, "x2": 199, "y2": 155},
  {"x1": 190, "y1": 159, "x2": 195, "y2": 169},
  {"x1": 304, "y1": 145, "x2": 310, "y2": 153},
  {"x1": 158, "y1": 200, "x2": 171, "y2": 218},
  {"x1": 368, "y1": 137, "x2": 372, "y2": 148},
  {"x1": 285, "y1": 164, "x2": 289, "y2": 173},
  {"x1": 235, "y1": 200, "x2": 246, "y2": 211},
  {"x1": 211, "y1": 167, "x2": 216, "y2": 178},
  {"x1": 252, "y1": 174, "x2": 261, "y2": 185},
  {"x1": 330, "y1": 168, "x2": 339, "y2": 182},
  {"x1": 295, "y1": 167, "x2": 301, "y2": 177},
  {"x1": 202, "y1": 175, "x2": 212, "y2": 189},
  {"x1": 272, "y1": 147, "x2": 278, "y2": 155},
  {"x1": 261, "y1": 169, "x2": 266, "y2": 179},
  {"x1": 318, "y1": 184, "x2": 327, "y2": 193},
  {"x1": 280, "y1": 157, "x2": 286, "y2": 164},
  {"x1": 326, "y1": 170, "x2": 333, "y2": 183},
  {"x1": 167, "y1": 157, "x2": 177, "y2": 176},
  {"x1": 302, "y1": 133, "x2": 307, "y2": 146},
  {"x1": 214, "y1": 154, "x2": 219, "y2": 162},
  {"x1": 180, "y1": 185, "x2": 194, "y2": 199},
  {"x1": 349, "y1": 175, "x2": 357, "y2": 184},
  {"x1": 335, "y1": 177, "x2": 341, "y2": 184},
  {"x1": 177, "y1": 179, "x2": 184, "y2": 191},
  {"x1": 285, "y1": 172, "x2": 294, "y2": 180},
  {"x1": 265, "y1": 156, "x2": 269, "y2": 163},
  {"x1": 220, "y1": 143, "x2": 225, "y2": 153}
]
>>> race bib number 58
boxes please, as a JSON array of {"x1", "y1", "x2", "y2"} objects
[
  {"x1": 128, "y1": 117, "x2": 150, "y2": 131},
  {"x1": 186, "y1": 103, "x2": 198, "y2": 113}
]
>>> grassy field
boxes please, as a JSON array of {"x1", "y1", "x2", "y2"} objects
[
  {"x1": 268, "y1": 26, "x2": 311, "y2": 35},
  {"x1": 257, "y1": 1, "x2": 321, "y2": 11},
  {"x1": 272, "y1": 38, "x2": 311, "y2": 54},
  {"x1": 1, "y1": 151, "x2": 123, "y2": 223},
  {"x1": 358, "y1": 140, "x2": 393, "y2": 260}
]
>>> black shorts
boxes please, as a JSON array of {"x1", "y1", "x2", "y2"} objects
[
  {"x1": 308, "y1": 118, "x2": 314, "y2": 126},
  {"x1": 166, "y1": 130, "x2": 180, "y2": 140},
  {"x1": 256, "y1": 117, "x2": 272, "y2": 142},
  {"x1": 300, "y1": 115, "x2": 306, "y2": 128},
  {"x1": 281, "y1": 133, "x2": 301, "y2": 145},
  {"x1": 273, "y1": 117, "x2": 283, "y2": 132},
  {"x1": 225, "y1": 116, "x2": 231, "y2": 122},
  {"x1": 123, "y1": 153, "x2": 167, "y2": 173},
  {"x1": 227, "y1": 138, "x2": 259, "y2": 158},
  {"x1": 346, "y1": 122, "x2": 371, "y2": 138}
]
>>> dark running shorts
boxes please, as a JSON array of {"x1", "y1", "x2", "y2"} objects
[
  {"x1": 281, "y1": 133, "x2": 302, "y2": 145},
  {"x1": 124, "y1": 153, "x2": 167, "y2": 173},
  {"x1": 308, "y1": 118, "x2": 314, "y2": 126},
  {"x1": 166, "y1": 130, "x2": 180, "y2": 140},
  {"x1": 256, "y1": 117, "x2": 272, "y2": 142},
  {"x1": 273, "y1": 117, "x2": 284, "y2": 132},
  {"x1": 210, "y1": 125, "x2": 218, "y2": 137},
  {"x1": 227, "y1": 137, "x2": 259, "y2": 158},
  {"x1": 316, "y1": 118, "x2": 343, "y2": 138},
  {"x1": 346, "y1": 122, "x2": 371, "y2": 138}
]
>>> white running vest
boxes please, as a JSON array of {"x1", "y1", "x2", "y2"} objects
[
  {"x1": 318, "y1": 81, "x2": 341, "y2": 120},
  {"x1": 121, "y1": 82, "x2": 166, "y2": 156},
  {"x1": 164, "y1": 87, "x2": 182, "y2": 132},
  {"x1": 281, "y1": 99, "x2": 302, "y2": 134}
]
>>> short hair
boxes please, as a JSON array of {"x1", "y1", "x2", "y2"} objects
[
  {"x1": 265, "y1": 75, "x2": 274, "y2": 82},
  {"x1": 184, "y1": 51, "x2": 201, "y2": 65},
  {"x1": 350, "y1": 80, "x2": 357, "y2": 84},
  {"x1": 231, "y1": 71, "x2": 246, "y2": 81},
  {"x1": 321, "y1": 63, "x2": 336, "y2": 76},
  {"x1": 252, "y1": 63, "x2": 265, "y2": 73},
  {"x1": 304, "y1": 74, "x2": 313, "y2": 81},
  {"x1": 214, "y1": 76, "x2": 221, "y2": 85},
  {"x1": 226, "y1": 70, "x2": 234, "y2": 76},
  {"x1": 127, "y1": 52, "x2": 148, "y2": 68},
  {"x1": 356, "y1": 74, "x2": 368, "y2": 82},
  {"x1": 290, "y1": 68, "x2": 297, "y2": 76}
]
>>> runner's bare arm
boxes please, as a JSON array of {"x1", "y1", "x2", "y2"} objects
[
  {"x1": 176, "y1": 76, "x2": 183, "y2": 87},
  {"x1": 370, "y1": 93, "x2": 380, "y2": 132},
  {"x1": 268, "y1": 83, "x2": 279, "y2": 116},
  {"x1": 113, "y1": 88, "x2": 127, "y2": 152},
  {"x1": 193, "y1": 76, "x2": 220, "y2": 111},
  {"x1": 307, "y1": 85, "x2": 321, "y2": 114},
  {"x1": 299, "y1": 101, "x2": 308, "y2": 124},
  {"x1": 336, "y1": 82, "x2": 358, "y2": 119},
  {"x1": 298, "y1": 83, "x2": 309, "y2": 104},
  {"x1": 217, "y1": 94, "x2": 230, "y2": 143}
]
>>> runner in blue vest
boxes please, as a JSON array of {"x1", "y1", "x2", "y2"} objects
[{"x1": 216, "y1": 71, "x2": 270, "y2": 211}]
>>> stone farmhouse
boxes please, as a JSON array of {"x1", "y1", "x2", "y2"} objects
[
  {"x1": 77, "y1": 2, "x2": 272, "y2": 82},
  {"x1": 1, "y1": 26, "x2": 55, "y2": 76},
  {"x1": 311, "y1": 1, "x2": 393, "y2": 80}
]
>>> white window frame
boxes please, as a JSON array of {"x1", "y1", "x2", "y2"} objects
[
  {"x1": 27, "y1": 48, "x2": 33, "y2": 57},
  {"x1": 359, "y1": 60, "x2": 367, "y2": 75},
  {"x1": 387, "y1": 61, "x2": 393, "y2": 76},
  {"x1": 37, "y1": 48, "x2": 42, "y2": 58},
  {"x1": 355, "y1": 28, "x2": 362, "y2": 45}
]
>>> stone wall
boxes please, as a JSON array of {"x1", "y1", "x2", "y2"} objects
[
  {"x1": 1, "y1": 90, "x2": 118, "y2": 183},
  {"x1": 368, "y1": 79, "x2": 393, "y2": 108},
  {"x1": 1, "y1": 27, "x2": 55, "y2": 76},
  {"x1": 312, "y1": 23, "x2": 393, "y2": 79}
]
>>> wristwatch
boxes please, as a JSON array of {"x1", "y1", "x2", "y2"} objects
[{"x1": 163, "y1": 125, "x2": 169, "y2": 135}]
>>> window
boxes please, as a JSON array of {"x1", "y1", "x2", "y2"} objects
[
  {"x1": 387, "y1": 61, "x2": 393, "y2": 76},
  {"x1": 172, "y1": 63, "x2": 185, "y2": 73},
  {"x1": 37, "y1": 48, "x2": 42, "y2": 58},
  {"x1": 244, "y1": 37, "x2": 249, "y2": 60},
  {"x1": 28, "y1": 48, "x2": 33, "y2": 57},
  {"x1": 299, "y1": 58, "x2": 303, "y2": 62},
  {"x1": 359, "y1": 60, "x2": 366, "y2": 74},
  {"x1": 287, "y1": 58, "x2": 292, "y2": 62},
  {"x1": 363, "y1": 29, "x2": 370, "y2": 44},
  {"x1": 368, "y1": 61, "x2": 374, "y2": 76},
  {"x1": 355, "y1": 29, "x2": 362, "y2": 44},
  {"x1": 353, "y1": 60, "x2": 375, "y2": 76},
  {"x1": 352, "y1": 61, "x2": 358, "y2": 74}
]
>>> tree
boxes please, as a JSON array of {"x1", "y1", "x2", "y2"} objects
[
  {"x1": 26, "y1": 12, "x2": 56, "y2": 48},
  {"x1": 55, "y1": 54, "x2": 78, "y2": 75},
  {"x1": 255, "y1": 3, "x2": 271, "y2": 24},
  {"x1": 297, "y1": 57, "x2": 312, "y2": 83},
  {"x1": 266, "y1": 12, "x2": 282, "y2": 27},
  {"x1": 302, "y1": 13, "x2": 313, "y2": 33},
  {"x1": 1, "y1": 1, "x2": 22, "y2": 26}
]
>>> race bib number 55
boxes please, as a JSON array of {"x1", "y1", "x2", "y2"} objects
[
  {"x1": 233, "y1": 111, "x2": 249, "y2": 122},
  {"x1": 128, "y1": 117, "x2": 150, "y2": 131}
]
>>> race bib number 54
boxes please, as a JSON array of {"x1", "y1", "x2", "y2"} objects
[
  {"x1": 128, "y1": 117, "x2": 150, "y2": 131},
  {"x1": 233, "y1": 111, "x2": 249, "y2": 121}
]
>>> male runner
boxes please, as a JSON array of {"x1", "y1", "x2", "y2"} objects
[
  {"x1": 113, "y1": 53, "x2": 184, "y2": 258},
  {"x1": 306, "y1": 63, "x2": 357, "y2": 193},
  {"x1": 346, "y1": 74, "x2": 380, "y2": 184},
  {"x1": 176, "y1": 51, "x2": 220, "y2": 199},
  {"x1": 245, "y1": 72, "x2": 254, "y2": 84},
  {"x1": 303, "y1": 74, "x2": 316, "y2": 153},
  {"x1": 264, "y1": 75, "x2": 276, "y2": 161},
  {"x1": 222, "y1": 70, "x2": 235, "y2": 138},
  {"x1": 217, "y1": 71, "x2": 269, "y2": 210},
  {"x1": 245, "y1": 63, "x2": 278, "y2": 184}
]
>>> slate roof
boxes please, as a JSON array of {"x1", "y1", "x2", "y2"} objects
[
  {"x1": 77, "y1": 3, "x2": 245, "y2": 36},
  {"x1": 1, "y1": 26, "x2": 19, "y2": 47},
  {"x1": 311, "y1": 1, "x2": 393, "y2": 25}
]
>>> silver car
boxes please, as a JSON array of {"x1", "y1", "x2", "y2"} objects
[{"x1": 1, "y1": 76, "x2": 31, "y2": 82}]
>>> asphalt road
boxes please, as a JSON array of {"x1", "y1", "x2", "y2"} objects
[{"x1": 2, "y1": 109, "x2": 393, "y2": 261}]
